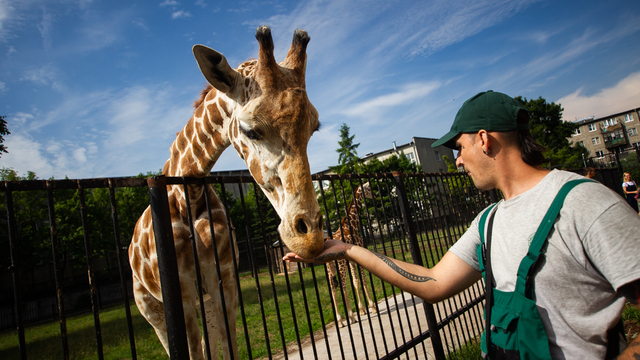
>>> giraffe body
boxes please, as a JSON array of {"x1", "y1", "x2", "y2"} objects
[
  {"x1": 327, "y1": 182, "x2": 378, "y2": 328},
  {"x1": 128, "y1": 26, "x2": 324, "y2": 360}
]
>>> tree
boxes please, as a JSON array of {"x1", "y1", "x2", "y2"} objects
[
  {"x1": 515, "y1": 96, "x2": 589, "y2": 168},
  {"x1": 442, "y1": 155, "x2": 459, "y2": 172},
  {"x1": 330, "y1": 123, "x2": 361, "y2": 174},
  {"x1": 0, "y1": 116, "x2": 9, "y2": 157}
]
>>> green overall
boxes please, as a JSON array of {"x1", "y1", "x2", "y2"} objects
[{"x1": 477, "y1": 179, "x2": 593, "y2": 360}]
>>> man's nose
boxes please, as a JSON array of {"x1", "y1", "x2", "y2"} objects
[{"x1": 455, "y1": 153, "x2": 463, "y2": 167}]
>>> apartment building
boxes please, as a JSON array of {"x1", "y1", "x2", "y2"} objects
[
  {"x1": 356, "y1": 137, "x2": 455, "y2": 174},
  {"x1": 570, "y1": 107, "x2": 640, "y2": 157}
]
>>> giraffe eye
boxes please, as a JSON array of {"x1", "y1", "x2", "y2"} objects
[{"x1": 240, "y1": 126, "x2": 262, "y2": 140}]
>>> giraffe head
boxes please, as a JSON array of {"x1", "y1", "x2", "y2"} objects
[
  {"x1": 192, "y1": 26, "x2": 324, "y2": 259},
  {"x1": 360, "y1": 182, "x2": 374, "y2": 200}
]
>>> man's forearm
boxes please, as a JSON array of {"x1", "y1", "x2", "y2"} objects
[{"x1": 344, "y1": 244, "x2": 441, "y2": 302}]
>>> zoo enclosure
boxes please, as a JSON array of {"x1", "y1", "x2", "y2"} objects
[{"x1": 0, "y1": 169, "x2": 578, "y2": 359}]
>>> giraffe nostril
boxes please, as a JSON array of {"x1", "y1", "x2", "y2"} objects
[{"x1": 296, "y1": 218, "x2": 308, "y2": 234}]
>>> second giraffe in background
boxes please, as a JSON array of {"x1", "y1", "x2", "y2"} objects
[{"x1": 327, "y1": 182, "x2": 377, "y2": 327}]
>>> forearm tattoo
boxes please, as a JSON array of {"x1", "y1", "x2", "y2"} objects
[
  {"x1": 315, "y1": 251, "x2": 346, "y2": 262},
  {"x1": 369, "y1": 250, "x2": 435, "y2": 283}
]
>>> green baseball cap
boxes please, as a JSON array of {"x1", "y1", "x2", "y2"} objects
[{"x1": 431, "y1": 90, "x2": 528, "y2": 148}]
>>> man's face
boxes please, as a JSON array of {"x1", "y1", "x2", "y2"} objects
[{"x1": 454, "y1": 133, "x2": 494, "y2": 190}]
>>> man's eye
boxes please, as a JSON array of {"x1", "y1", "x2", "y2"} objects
[{"x1": 241, "y1": 127, "x2": 261, "y2": 140}]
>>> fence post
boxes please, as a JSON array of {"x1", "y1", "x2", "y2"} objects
[
  {"x1": 5, "y1": 183, "x2": 27, "y2": 360},
  {"x1": 147, "y1": 176, "x2": 189, "y2": 360},
  {"x1": 392, "y1": 171, "x2": 446, "y2": 360}
]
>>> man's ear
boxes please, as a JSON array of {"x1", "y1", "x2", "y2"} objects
[{"x1": 478, "y1": 130, "x2": 491, "y2": 153}]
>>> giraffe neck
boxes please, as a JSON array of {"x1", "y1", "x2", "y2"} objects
[
  {"x1": 163, "y1": 91, "x2": 235, "y2": 177},
  {"x1": 344, "y1": 187, "x2": 365, "y2": 230},
  {"x1": 163, "y1": 62, "x2": 258, "y2": 178}
]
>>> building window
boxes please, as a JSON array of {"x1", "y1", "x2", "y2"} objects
[
  {"x1": 591, "y1": 137, "x2": 601, "y2": 145},
  {"x1": 595, "y1": 150, "x2": 605, "y2": 158},
  {"x1": 629, "y1": 128, "x2": 638, "y2": 136},
  {"x1": 604, "y1": 118, "x2": 618, "y2": 127},
  {"x1": 407, "y1": 152, "x2": 416, "y2": 163},
  {"x1": 633, "y1": 142, "x2": 640, "y2": 149},
  {"x1": 625, "y1": 114, "x2": 635, "y2": 122},
  {"x1": 577, "y1": 141, "x2": 584, "y2": 147},
  {"x1": 573, "y1": 128, "x2": 582, "y2": 135},
  {"x1": 588, "y1": 123, "x2": 597, "y2": 132}
]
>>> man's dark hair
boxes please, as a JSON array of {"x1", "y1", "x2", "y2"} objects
[{"x1": 503, "y1": 110, "x2": 547, "y2": 167}]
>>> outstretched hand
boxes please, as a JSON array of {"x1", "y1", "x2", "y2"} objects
[{"x1": 283, "y1": 239, "x2": 349, "y2": 263}]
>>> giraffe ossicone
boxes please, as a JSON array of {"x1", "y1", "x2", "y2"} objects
[{"x1": 129, "y1": 26, "x2": 324, "y2": 360}]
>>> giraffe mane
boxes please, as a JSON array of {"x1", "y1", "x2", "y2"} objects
[{"x1": 193, "y1": 84, "x2": 214, "y2": 109}]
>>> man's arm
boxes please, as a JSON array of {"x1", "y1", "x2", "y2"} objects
[
  {"x1": 617, "y1": 279, "x2": 640, "y2": 360},
  {"x1": 284, "y1": 239, "x2": 481, "y2": 304}
]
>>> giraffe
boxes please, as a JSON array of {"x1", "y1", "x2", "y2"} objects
[
  {"x1": 327, "y1": 182, "x2": 378, "y2": 327},
  {"x1": 128, "y1": 26, "x2": 325, "y2": 360}
]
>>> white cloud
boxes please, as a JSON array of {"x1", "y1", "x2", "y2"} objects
[
  {"x1": 558, "y1": 71, "x2": 640, "y2": 121},
  {"x1": 132, "y1": 17, "x2": 148, "y2": 31},
  {"x1": 1, "y1": 134, "x2": 55, "y2": 179},
  {"x1": 160, "y1": 0, "x2": 180, "y2": 6},
  {"x1": 341, "y1": 82, "x2": 441, "y2": 118},
  {"x1": 37, "y1": 8, "x2": 54, "y2": 50},
  {"x1": 11, "y1": 112, "x2": 34, "y2": 127},
  {"x1": 171, "y1": 10, "x2": 192, "y2": 19}
]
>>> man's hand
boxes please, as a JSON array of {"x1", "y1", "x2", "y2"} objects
[{"x1": 283, "y1": 239, "x2": 349, "y2": 263}]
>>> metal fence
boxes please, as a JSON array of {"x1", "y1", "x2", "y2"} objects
[{"x1": 1, "y1": 171, "x2": 495, "y2": 359}]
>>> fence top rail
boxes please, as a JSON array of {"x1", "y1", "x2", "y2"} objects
[
  {"x1": 1, "y1": 177, "x2": 148, "y2": 192},
  {"x1": 0, "y1": 171, "x2": 475, "y2": 193}
]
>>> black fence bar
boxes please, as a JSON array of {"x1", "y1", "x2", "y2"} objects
[
  {"x1": 107, "y1": 179, "x2": 138, "y2": 360},
  {"x1": 46, "y1": 181, "x2": 70, "y2": 360},
  {"x1": 5, "y1": 182, "x2": 26, "y2": 360},
  {"x1": 392, "y1": 171, "x2": 446, "y2": 360},
  {"x1": 146, "y1": 176, "x2": 189, "y2": 359},
  {"x1": 77, "y1": 184, "x2": 104, "y2": 360}
]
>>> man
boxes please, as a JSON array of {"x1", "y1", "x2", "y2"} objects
[{"x1": 285, "y1": 91, "x2": 640, "y2": 359}]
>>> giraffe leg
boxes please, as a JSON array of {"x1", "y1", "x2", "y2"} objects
[
  {"x1": 348, "y1": 262, "x2": 366, "y2": 316},
  {"x1": 196, "y1": 215, "x2": 239, "y2": 360},
  {"x1": 133, "y1": 279, "x2": 170, "y2": 355},
  {"x1": 327, "y1": 262, "x2": 345, "y2": 327},
  {"x1": 339, "y1": 259, "x2": 357, "y2": 326},
  {"x1": 359, "y1": 265, "x2": 378, "y2": 314},
  {"x1": 212, "y1": 263, "x2": 239, "y2": 360},
  {"x1": 351, "y1": 263, "x2": 377, "y2": 315},
  {"x1": 181, "y1": 282, "x2": 206, "y2": 360},
  {"x1": 195, "y1": 293, "x2": 219, "y2": 359}
]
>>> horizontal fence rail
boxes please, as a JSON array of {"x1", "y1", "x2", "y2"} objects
[{"x1": 0, "y1": 172, "x2": 495, "y2": 359}]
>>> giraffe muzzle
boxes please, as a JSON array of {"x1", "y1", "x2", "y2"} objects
[{"x1": 282, "y1": 211, "x2": 324, "y2": 259}]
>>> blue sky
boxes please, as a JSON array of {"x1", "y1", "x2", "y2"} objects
[{"x1": 1, "y1": 0, "x2": 640, "y2": 179}]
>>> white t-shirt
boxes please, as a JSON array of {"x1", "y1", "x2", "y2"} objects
[{"x1": 450, "y1": 169, "x2": 640, "y2": 359}]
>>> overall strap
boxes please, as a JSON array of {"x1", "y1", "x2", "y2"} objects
[
  {"x1": 479, "y1": 203, "x2": 499, "y2": 247},
  {"x1": 514, "y1": 179, "x2": 594, "y2": 297},
  {"x1": 478, "y1": 203, "x2": 498, "y2": 358}
]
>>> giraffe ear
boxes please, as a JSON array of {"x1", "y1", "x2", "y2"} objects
[{"x1": 192, "y1": 45, "x2": 240, "y2": 95}]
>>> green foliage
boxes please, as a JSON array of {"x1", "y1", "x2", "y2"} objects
[
  {"x1": 0, "y1": 115, "x2": 10, "y2": 157},
  {"x1": 329, "y1": 123, "x2": 362, "y2": 174},
  {"x1": 515, "y1": 96, "x2": 589, "y2": 168},
  {"x1": 0, "y1": 168, "x2": 161, "y2": 276},
  {"x1": 442, "y1": 155, "x2": 459, "y2": 172}
]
